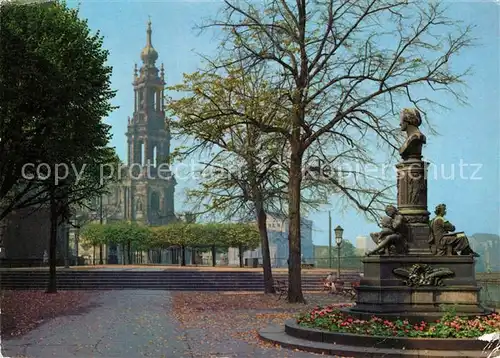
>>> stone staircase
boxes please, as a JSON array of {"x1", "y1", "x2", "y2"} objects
[{"x1": 0, "y1": 270, "x2": 361, "y2": 291}]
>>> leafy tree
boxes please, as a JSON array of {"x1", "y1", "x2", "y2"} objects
[
  {"x1": 82, "y1": 221, "x2": 260, "y2": 266},
  {"x1": 314, "y1": 241, "x2": 359, "y2": 268},
  {"x1": 168, "y1": 66, "x2": 282, "y2": 291},
  {"x1": 0, "y1": 2, "x2": 60, "y2": 221},
  {"x1": 1, "y1": 1, "x2": 117, "y2": 292},
  {"x1": 196, "y1": 0, "x2": 473, "y2": 302},
  {"x1": 81, "y1": 221, "x2": 153, "y2": 264},
  {"x1": 114, "y1": 221, "x2": 152, "y2": 263},
  {"x1": 79, "y1": 222, "x2": 106, "y2": 247},
  {"x1": 168, "y1": 64, "x2": 333, "y2": 293}
]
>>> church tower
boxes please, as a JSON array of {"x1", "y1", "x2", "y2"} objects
[{"x1": 125, "y1": 19, "x2": 175, "y2": 225}]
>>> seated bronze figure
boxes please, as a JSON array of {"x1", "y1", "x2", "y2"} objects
[
  {"x1": 428, "y1": 203, "x2": 479, "y2": 257},
  {"x1": 367, "y1": 205, "x2": 408, "y2": 256}
]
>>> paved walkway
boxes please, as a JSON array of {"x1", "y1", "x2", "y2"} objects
[{"x1": 2, "y1": 291, "x2": 321, "y2": 358}]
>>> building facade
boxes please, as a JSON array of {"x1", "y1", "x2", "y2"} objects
[
  {"x1": 355, "y1": 235, "x2": 375, "y2": 255},
  {"x1": 105, "y1": 19, "x2": 175, "y2": 225},
  {"x1": 238, "y1": 212, "x2": 314, "y2": 267},
  {"x1": 469, "y1": 233, "x2": 500, "y2": 273},
  {"x1": 73, "y1": 20, "x2": 176, "y2": 263},
  {"x1": 0, "y1": 206, "x2": 69, "y2": 264}
]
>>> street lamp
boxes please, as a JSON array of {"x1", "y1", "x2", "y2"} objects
[
  {"x1": 328, "y1": 212, "x2": 332, "y2": 268},
  {"x1": 99, "y1": 194, "x2": 104, "y2": 265},
  {"x1": 334, "y1": 225, "x2": 344, "y2": 279}
]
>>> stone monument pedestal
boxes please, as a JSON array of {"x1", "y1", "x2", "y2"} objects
[
  {"x1": 259, "y1": 108, "x2": 495, "y2": 357},
  {"x1": 348, "y1": 255, "x2": 491, "y2": 321}
]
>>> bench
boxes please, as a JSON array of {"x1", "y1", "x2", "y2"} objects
[
  {"x1": 328, "y1": 280, "x2": 359, "y2": 299},
  {"x1": 340, "y1": 281, "x2": 360, "y2": 299},
  {"x1": 273, "y1": 279, "x2": 288, "y2": 300},
  {"x1": 301, "y1": 263, "x2": 314, "y2": 269}
]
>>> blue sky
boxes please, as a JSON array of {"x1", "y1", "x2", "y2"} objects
[{"x1": 70, "y1": 1, "x2": 499, "y2": 246}]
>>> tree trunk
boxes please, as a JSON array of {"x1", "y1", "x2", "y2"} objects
[
  {"x1": 181, "y1": 245, "x2": 186, "y2": 266},
  {"x1": 127, "y1": 240, "x2": 131, "y2": 264},
  {"x1": 255, "y1": 200, "x2": 274, "y2": 294},
  {"x1": 47, "y1": 192, "x2": 58, "y2": 293},
  {"x1": 75, "y1": 229, "x2": 79, "y2": 265},
  {"x1": 191, "y1": 248, "x2": 196, "y2": 265},
  {"x1": 238, "y1": 244, "x2": 244, "y2": 268},
  {"x1": 211, "y1": 245, "x2": 216, "y2": 267},
  {"x1": 287, "y1": 142, "x2": 305, "y2": 303},
  {"x1": 0, "y1": 216, "x2": 9, "y2": 257}
]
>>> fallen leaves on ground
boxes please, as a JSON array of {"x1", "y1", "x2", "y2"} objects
[
  {"x1": 0, "y1": 290, "x2": 98, "y2": 339},
  {"x1": 172, "y1": 291, "x2": 353, "y2": 355}
]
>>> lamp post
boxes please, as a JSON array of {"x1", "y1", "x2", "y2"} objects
[
  {"x1": 334, "y1": 225, "x2": 344, "y2": 279},
  {"x1": 99, "y1": 194, "x2": 103, "y2": 265},
  {"x1": 328, "y1": 212, "x2": 332, "y2": 268}
]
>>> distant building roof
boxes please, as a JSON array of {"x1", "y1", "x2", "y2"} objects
[
  {"x1": 266, "y1": 211, "x2": 312, "y2": 224},
  {"x1": 471, "y1": 233, "x2": 500, "y2": 242}
]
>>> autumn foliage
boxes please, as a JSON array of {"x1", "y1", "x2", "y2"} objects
[{"x1": 1, "y1": 290, "x2": 96, "y2": 338}]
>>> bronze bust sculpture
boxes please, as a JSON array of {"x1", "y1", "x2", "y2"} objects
[
  {"x1": 399, "y1": 108, "x2": 426, "y2": 160},
  {"x1": 428, "y1": 203, "x2": 479, "y2": 257}
]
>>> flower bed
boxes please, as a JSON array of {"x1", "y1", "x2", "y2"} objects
[{"x1": 297, "y1": 305, "x2": 500, "y2": 339}]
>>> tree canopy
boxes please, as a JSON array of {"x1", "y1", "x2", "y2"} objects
[
  {"x1": 1, "y1": 0, "x2": 119, "y2": 293},
  {"x1": 80, "y1": 221, "x2": 261, "y2": 250},
  {"x1": 0, "y1": 1, "x2": 117, "y2": 222},
  {"x1": 167, "y1": 65, "x2": 333, "y2": 222},
  {"x1": 185, "y1": 0, "x2": 474, "y2": 302}
]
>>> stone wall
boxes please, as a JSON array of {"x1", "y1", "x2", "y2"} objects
[{"x1": 2, "y1": 206, "x2": 66, "y2": 261}]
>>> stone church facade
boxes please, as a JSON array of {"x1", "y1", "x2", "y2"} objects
[
  {"x1": 99, "y1": 19, "x2": 175, "y2": 225},
  {"x1": 74, "y1": 20, "x2": 177, "y2": 264}
]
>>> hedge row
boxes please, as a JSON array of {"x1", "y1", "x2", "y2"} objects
[{"x1": 80, "y1": 221, "x2": 261, "y2": 250}]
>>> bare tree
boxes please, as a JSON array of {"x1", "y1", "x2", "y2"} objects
[
  {"x1": 168, "y1": 60, "x2": 345, "y2": 293},
  {"x1": 195, "y1": 0, "x2": 473, "y2": 302}
]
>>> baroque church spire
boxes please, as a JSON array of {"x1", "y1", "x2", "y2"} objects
[
  {"x1": 140, "y1": 17, "x2": 158, "y2": 66},
  {"x1": 122, "y1": 17, "x2": 175, "y2": 227}
]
